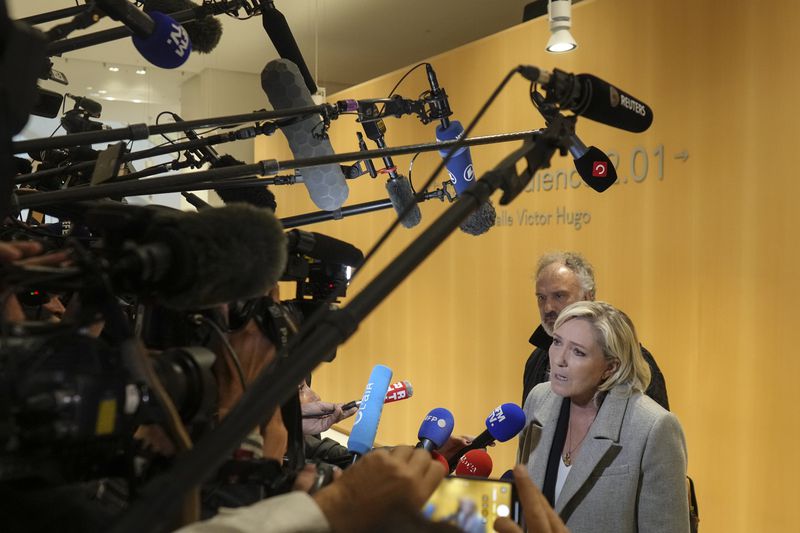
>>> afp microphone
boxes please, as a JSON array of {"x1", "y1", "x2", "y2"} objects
[
  {"x1": 261, "y1": 59, "x2": 349, "y2": 211},
  {"x1": 521, "y1": 66, "x2": 653, "y2": 133},
  {"x1": 455, "y1": 449, "x2": 493, "y2": 478},
  {"x1": 347, "y1": 365, "x2": 393, "y2": 460},
  {"x1": 447, "y1": 403, "x2": 527, "y2": 470},
  {"x1": 415, "y1": 407, "x2": 455, "y2": 452}
]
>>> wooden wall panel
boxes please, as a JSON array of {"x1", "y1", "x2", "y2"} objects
[{"x1": 255, "y1": 1, "x2": 800, "y2": 530}]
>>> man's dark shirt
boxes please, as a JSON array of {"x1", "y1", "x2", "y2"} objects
[{"x1": 522, "y1": 325, "x2": 670, "y2": 410}]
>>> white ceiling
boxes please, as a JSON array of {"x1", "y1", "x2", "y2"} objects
[{"x1": 9, "y1": 0, "x2": 536, "y2": 95}]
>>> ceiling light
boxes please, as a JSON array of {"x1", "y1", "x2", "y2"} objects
[
  {"x1": 105, "y1": 96, "x2": 115, "y2": 101},
  {"x1": 135, "y1": 68, "x2": 146, "y2": 75},
  {"x1": 98, "y1": 89, "x2": 107, "y2": 94},
  {"x1": 108, "y1": 66, "x2": 120, "y2": 72},
  {"x1": 546, "y1": 1, "x2": 577, "y2": 53},
  {"x1": 132, "y1": 99, "x2": 142, "y2": 104}
]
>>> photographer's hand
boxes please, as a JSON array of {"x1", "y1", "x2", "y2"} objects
[
  {"x1": 493, "y1": 465, "x2": 569, "y2": 533},
  {"x1": 301, "y1": 401, "x2": 358, "y2": 435},
  {"x1": 312, "y1": 446, "x2": 446, "y2": 532}
]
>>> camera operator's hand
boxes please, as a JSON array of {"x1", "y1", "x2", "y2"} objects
[
  {"x1": 312, "y1": 446, "x2": 446, "y2": 533},
  {"x1": 493, "y1": 465, "x2": 569, "y2": 533},
  {"x1": 301, "y1": 401, "x2": 359, "y2": 435}
]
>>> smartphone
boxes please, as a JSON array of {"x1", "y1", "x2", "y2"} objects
[{"x1": 425, "y1": 476, "x2": 519, "y2": 532}]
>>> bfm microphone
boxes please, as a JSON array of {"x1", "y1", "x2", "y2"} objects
[
  {"x1": 415, "y1": 407, "x2": 455, "y2": 452},
  {"x1": 340, "y1": 380, "x2": 414, "y2": 411},
  {"x1": 142, "y1": 0, "x2": 222, "y2": 53},
  {"x1": 131, "y1": 11, "x2": 192, "y2": 69},
  {"x1": 88, "y1": 203, "x2": 288, "y2": 309},
  {"x1": 261, "y1": 59, "x2": 349, "y2": 211},
  {"x1": 520, "y1": 66, "x2": 653, "y2": 133},
  {"x1": 347, "y1": 364, "x2": 393, "y2": 459},
  {"x1": 455, "y1": 449, "x2": 493, "y2": 478},
  {"x1": 429, "y1": 65, "x2": 496, "y2": 236},
  {"x1": 447, "y1": 403, "x2": 527, "y2": 471}
]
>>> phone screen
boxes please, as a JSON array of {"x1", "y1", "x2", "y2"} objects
[{"x1": 425, "y1": 476, "x2": 517, "y2": 532}]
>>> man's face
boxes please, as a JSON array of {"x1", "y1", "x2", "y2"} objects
[{"x1": 535, "y1": 263, "x2": 589, "y2": 335}]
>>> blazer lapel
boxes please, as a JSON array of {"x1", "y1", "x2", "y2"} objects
[
  {"x1": 555, "y1": 384, "x2": 632, "y2": 514},
  {"x1": 522, "y1": 389, "x2": 564, "y2": 488}
]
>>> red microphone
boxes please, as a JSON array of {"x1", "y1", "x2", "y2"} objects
[
  {"x1": 431, "y1": 451, "x2": 450, "y2": 471},
  {"x1": 455, "y1": 449, "x2": 493, "y2": 478},
  {"x1": 341, "y1": 380, "x2": 413, "y2": 410}
]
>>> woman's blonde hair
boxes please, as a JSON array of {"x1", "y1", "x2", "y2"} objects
[{"x1": 554, "y1": 301, "x2": 651, "y2": 393}]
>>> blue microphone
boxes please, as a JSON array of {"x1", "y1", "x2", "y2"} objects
[
  {"x1": 131, "y1": 11, "x2": 191, "y2": 69},
  {"x1": 429, "y1": 63, "x2": 496, "y2": 236},
  {"x1": 415, "y1": 407, "x2": 455, "y2": 452},
  {"x1": 347, "y1": 364, "x2": 393, "y2": 459},
  {"x1": 447, "y1": 403, "x2": 527, "y2": 470}
]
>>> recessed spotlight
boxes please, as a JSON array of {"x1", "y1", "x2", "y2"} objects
[
  {"x1": 135, "y1": 68, "x2": 146, "y2": 75},
  {"x1": 132, "y1": 99, "x2": 142, "y2": 104},
  {"x1": 105, "y1": 96, "x2": 115, "y2": 101},
  {"x1": 98, "y1": 89, "x2": 107, "y2": 94},
  {"x1": 86, "y1": 86, "x2": 93, "y2": 90},
  {"x1": 108, "y1": 66, "x2": 120, "y2": 72}
]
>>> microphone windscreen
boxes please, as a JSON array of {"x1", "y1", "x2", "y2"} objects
[
  {"x1": 384, "y1": 380, "x2": 413, "y2": 403},
  {"x1": 153, "y1": 204, "x2": 287, "y2": 309},
  {"x1": 385, "y1": 175, "x2": 422, "y2": 228},
  {"x1": 576, "y1": 74, "x2": 654, "y2": 133},
  {"x1": 131, "y1": 11, "x2": 191, "y2": 69},
  {"x1": 455, "y1": 449, "x2": 493, "y2": 478},
  {"x1": 572, "y1": 146, "x2": 617, "y2": 192},
  {"x1": 142, "y1": 0, "x2": 222, "y2": 53},
  {"x1": 459, "y1": 200, "x2": 496, "y2": 236},
  {"x1": 484, "y1": 403, "x2": 527, "y2": 442},
  {"x1": 210, "y1": 154, "x2": 278, "y2": 210},
  {"x1": 261, "y1": 59, "x2": 348, "y2": 211},
  {"x1": 347, "y1": 364, "x2": 393, "y2": 456},
  {"x1": 417, "y1": 407, "x2": 455, "y2": 450}
]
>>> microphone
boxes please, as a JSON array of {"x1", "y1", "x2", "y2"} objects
[
  {"x1": 415, "y1": 407, "x2": 455, "y2": 452},
  {"x1": 521, "y1": 67, "x2": 653, "y2": 133},
  {"x1": 499, "y1": 469, "x2": 515, "y2": 481},
  {"x1": 447, "y1": 403, "x2": 527, "y2": 470},
  {"x1": 428, "y1": 64, "x2": 496, "y2": 236},
  {"x1": 130, "y1": 10, "x2": 192, "y2": 69},
  {"x1": 431, "y1": 451, "x2": 450, "y2": 471},
  {"x1": 340, "y1": 380, "x2": 413, "y2": 411},
  {"x1": 261, "y1": 59, "x2": 349, "y2": 211},
  {"x1": 141, "y1": 0, "x2": 222, "y2": 53},
  {"x1": 347, "y1": 364, "x2": 393, "y2": 459},
  {"x1": 261, "y1": 1, "x2": 317, "y2": 94},
  {"x1": 89, "y1": 203, "x2": 288, "y2": 309},
  {"x1": 455, "y1": 449, "x2": 493, "y2": 478},
  {"x1": 567, "y1": 134, "x2": 617, "y2": 192}
]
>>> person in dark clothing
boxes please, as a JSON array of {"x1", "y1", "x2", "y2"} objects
[{"x1": 522, "y1": 252, "x2": 669, "y2": 410}]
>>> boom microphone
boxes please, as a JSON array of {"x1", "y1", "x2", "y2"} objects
[
  {"x1": 429, "y1": 65, "x2": 495, "y2": 235},
  {"x1": 261, "y1": 59, "x2": 349, "y2": 211},
  {"x1": 261, "y1": 0, "x2": 317, "y2": 94},
  {"x1": 447, "y1": 403, "x2": 526, "y2": 470},
  {"x1": 521, "y1": 66, "x2": 653, "y2": 133},
  {"x1": 90, "y1": 203, "x2": 287, "y2": 309},
  {"x1": 415, "y1": 407, "x2": 455, "y2": 452},
  {"x1": 347, "y1": 364, "x2": 393, "y2": 459},
  {"x1": 455, "y1": 449, "x2": 493, "y2": 478}
]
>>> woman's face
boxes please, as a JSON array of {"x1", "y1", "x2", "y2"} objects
[{"x1": 548, "y1": 318, "x2": 616, "y2": 405}]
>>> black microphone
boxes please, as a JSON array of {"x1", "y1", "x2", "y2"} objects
[
  {"x1": 261, "y1": 0, "x2": 317, "y2": 94},
  {"x1": 520, "y1": 66, "x2": 653, "y2": 133},
  {"x1": 141, "y1": 0, "x2": 222, "y2": 53},
  {"x1": 261, "y1": 58, "x2": 349, "y2": 211},
  {"x1": 95, "y1": 0, "x2": 155, "y2": 36},
  {"x1": 567, "y1": 134, "x2": 617, "y2": 192},
  {"x1": 86, "y1": 203, "x2": 288, "y2": 309}
]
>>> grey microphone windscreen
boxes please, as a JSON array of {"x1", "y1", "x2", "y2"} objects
[{"x1": 261, "y1": 59, "x2": 349, "y2": 211}]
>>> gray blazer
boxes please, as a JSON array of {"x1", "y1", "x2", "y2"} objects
[{"x1": 519, "y1": 382, "x2": 690, "y2": 533}]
